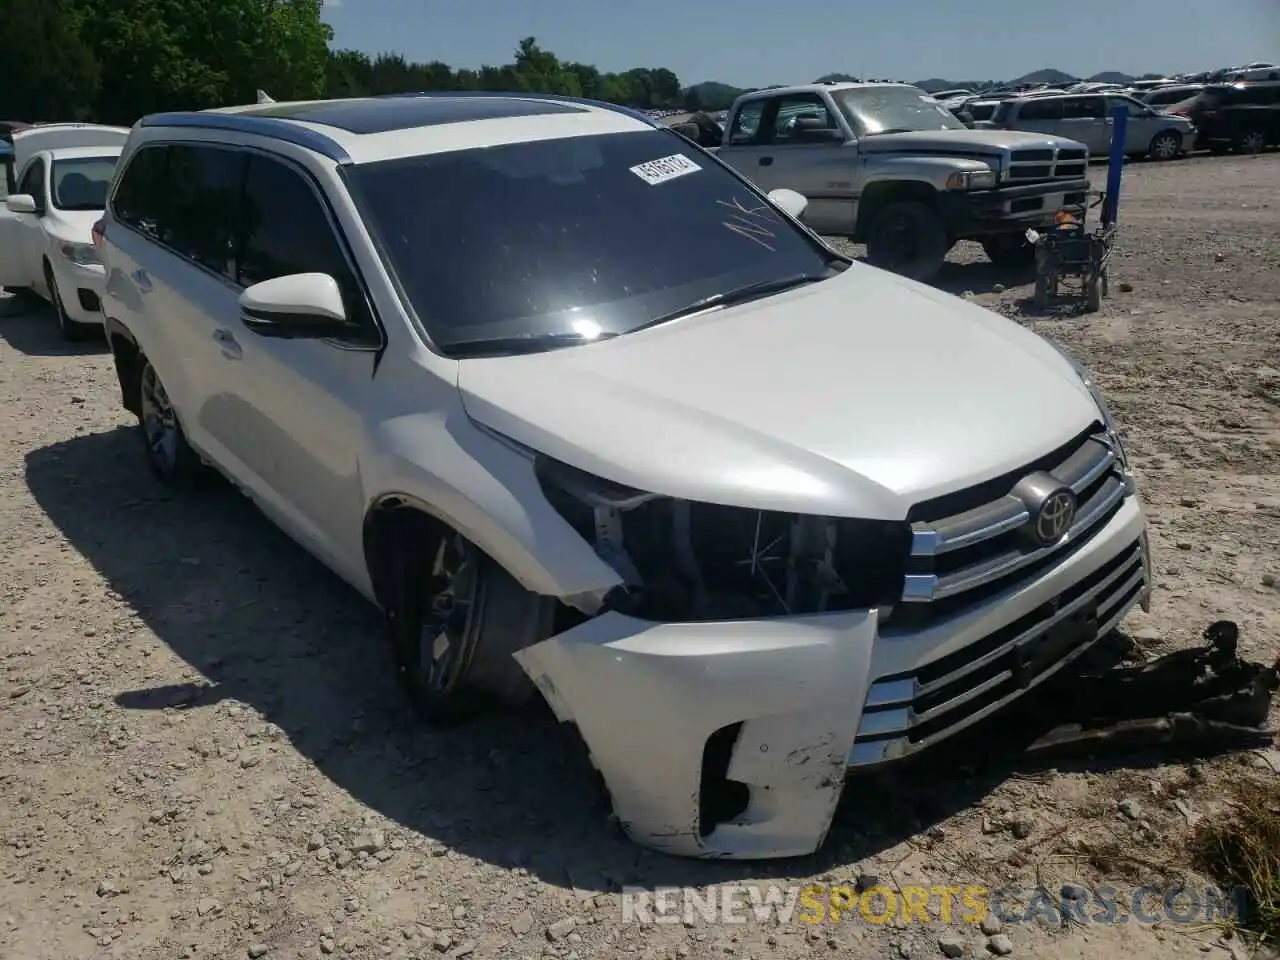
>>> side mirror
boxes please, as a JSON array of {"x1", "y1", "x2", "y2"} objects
[
  {"x1": 239, "y1": 272, "x2": 353, "y2": 339},
  {"x1": 5, "y1": 194, "x2": 37, "y2": 215},
  {"x1": 767, "y1": 188, "x2": 808, "y2": 220}
]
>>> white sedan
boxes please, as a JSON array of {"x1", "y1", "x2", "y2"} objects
[{"x1": 0, "y1": 144, "x2": 122, "y2": 340}]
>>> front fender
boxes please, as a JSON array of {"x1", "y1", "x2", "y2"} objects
[
  {"x1": 364, "y1": 387, "x2": 622, "y2": 610},
  {"x1": 861, "y1": 155, "x2": 994, "y2": 190}
]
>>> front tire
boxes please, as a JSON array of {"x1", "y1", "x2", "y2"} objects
[
  {"x1": 1149, "y1": 131, "x2": 1181, "y2": 161},
  {"x1": 138, "y1": 358, "x2": 203, "y2": 487},
  {"x1": 865, "y1": 201, "x2": 949, "y2": 282},
  {"x1": 386, "y1": 532, "x2": 554, "y2": 725},
  {"x1": 982, "y1": 234, "x2": 1038, "y2": 271},
  {"x1": 44, "y1": 262, "x2": 89, "y2": 342}
]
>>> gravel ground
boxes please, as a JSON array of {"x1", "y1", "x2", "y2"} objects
[{"x1": 2, "y1": 153, "x2": 1278, "y2": 960}]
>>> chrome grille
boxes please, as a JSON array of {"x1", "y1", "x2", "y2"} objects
[
  {"x1": 1007, "y1": 146, "x2": 1088, "y2": 182},
  {"x1": 850, "y1": 537, "x2": 1147, "y2": 766},
  {"x1": 897, "y1": 430, "x2": 1127, "y2": 620}
]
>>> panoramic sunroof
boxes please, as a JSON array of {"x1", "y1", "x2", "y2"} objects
[{"x1": 248, "y1": 96, "x2": 587, "y2": 134}]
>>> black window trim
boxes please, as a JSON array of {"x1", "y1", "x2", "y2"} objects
[
  {"x1": 16, "y1": 156, "x2": 47, "y2": 210},
  {"x1": 108, "y1": 138, "x2": 385, "y2": 355}
]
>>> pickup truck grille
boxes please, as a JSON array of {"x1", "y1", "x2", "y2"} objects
[
  {"x1": 1007, "y1": 146, "x2": 1088, "y2": 182},
  {"x1": 890, "y1": 426, "x2": 1128, "y2": 629}
]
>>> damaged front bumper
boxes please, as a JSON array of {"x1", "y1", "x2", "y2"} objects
[{"x1": 515, "y1": 496, "x2": 1150, "y2": 859}]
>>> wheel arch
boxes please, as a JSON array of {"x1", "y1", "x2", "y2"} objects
[
  {"x1": 853, "y1": 180, "x2": 939, "y2": 242},
  {"x1": 103, "y1": 317, "x2": 143, "y2": 417}
]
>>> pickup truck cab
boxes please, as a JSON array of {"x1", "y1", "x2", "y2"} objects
[{"x1": 708, "y1": 82, "x2": 1093, "y2": 280}]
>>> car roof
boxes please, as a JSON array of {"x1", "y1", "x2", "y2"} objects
[
  {"x1": 44, "y1": 144, "x2": 124, "y2": 160},
  {"x1": 762, "y1": 82, "x2": 918, "y2": 96},
  {"x1": 140, "y1": 93, "x2": 658, "y2": 166}
]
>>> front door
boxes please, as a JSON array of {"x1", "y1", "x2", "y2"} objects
[
  {"x1": 211, "y1": 151, "x2": 377, "y2": 588},
  {"x1": 1059, "y1": 96, "x2": 1111, "y2": 155},
  {"x1": 1107, "y1": 96, "x2": 1159, "y2": 153},
  {"x1": 0, "y1": 157, "x2": 47, "y2": 289},
  {"x1": 754, "y1": 93, "x2": 856, "y2": 236}
]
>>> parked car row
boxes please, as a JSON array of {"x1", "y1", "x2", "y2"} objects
[
  {"x1": 947, "y1": 80, "x2": 1280, "y2": 158},
  {"x1": 0, "y1": 122, "x2": 131, "y2": 339},
  {"x1": 1, "y1": 90, "x2": 1153, "y2": 863}
]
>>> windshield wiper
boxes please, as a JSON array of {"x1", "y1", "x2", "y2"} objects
[
  {"x1": 867, "y1": 127, "x2": 918, "y2": 135},
  {"x1": 444, "y1": 331, "x2": 617, "y2": 358},
  {"x1": 629, "y1": 272, "x2": 830, "y2": 334}
]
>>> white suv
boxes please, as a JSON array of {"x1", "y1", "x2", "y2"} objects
[{"x1": 98, "y1": 93, "x2": 1152, "y2": 860}]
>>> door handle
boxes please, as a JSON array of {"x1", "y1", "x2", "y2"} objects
[
  {"x1": 132, "y1": 269, "x2": 152, "y2": 293},
  {"x1": 213, "y1": 328, "x2": 242, "y2": 360},
  {"x1": 759, "y1": 156, "x2": 774, "y2": 166}
]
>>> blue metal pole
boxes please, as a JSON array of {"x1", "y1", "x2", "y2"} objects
[{"x1": 1102, "y1": 104, "x2": 1128, "y2": 227}]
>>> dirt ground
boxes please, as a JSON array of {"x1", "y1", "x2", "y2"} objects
[{"x1": 1, "y1": 153, "x2": 1278, "y2": 960}]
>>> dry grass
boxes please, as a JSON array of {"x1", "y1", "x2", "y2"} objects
[{"x1": 1190, "y1": 776, "x2": 1280, "y2": 944}]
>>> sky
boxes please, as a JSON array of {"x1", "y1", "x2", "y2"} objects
[{"x1": 320, "y1": 0, "x2": 1280, "y2": 90}]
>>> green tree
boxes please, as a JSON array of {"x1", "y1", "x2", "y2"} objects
[{"x1": 0, "y1": 0, "x2": 99, "y2": 121}]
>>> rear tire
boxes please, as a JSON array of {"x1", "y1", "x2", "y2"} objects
[
  {"x1": 1033, "y1": 275, "x2": 1050, "y2": 309},
  {"x1": 865, "y1": 201, "x2": 949, "y2": 282},
  {"x1": 1238, "y1": 130, "x2": 1266, "y2": 154},
  {"x1": 1085, "y1": 275, "x2": 1102, "y2": 313},
  {"x1": 1148, "y1": 131, "x2": 1181, "y2": 161}
]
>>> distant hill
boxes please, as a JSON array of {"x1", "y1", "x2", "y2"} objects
[{"x1": 685, "y1": 66, "x2": 1157, "y2": 109}]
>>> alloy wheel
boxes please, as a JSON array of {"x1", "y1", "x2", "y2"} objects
[
  {"x1": 139, "y1": 364, "x2": 180, "y2": 473},
  {"x1": 416, "y1": 536, "x2": 481, "y2": 694}
]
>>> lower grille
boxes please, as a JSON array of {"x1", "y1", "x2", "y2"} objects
[{"x1": 849, "y1": 538, "x2": 1147, "y2": 766}]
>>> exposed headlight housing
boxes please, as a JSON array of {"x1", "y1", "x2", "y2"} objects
[
  {"x1": 534, "y1": 455, "x2": 912, "y2": 622},
  {"x1": 1044, "y1": 338, "x2": 1130, "y2": 468},
  {"x1": 59, "y1": 242, "x2": 101, "y2": 266},
  {"x1": 945, "y1": 169, "x2": 997, "y2": 191}
]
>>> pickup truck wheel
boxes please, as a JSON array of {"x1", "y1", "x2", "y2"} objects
[
  {"x1": 387, "y1": 532, "x2": 554, "y2": 726},
  {"x1": 981, "y1": 234, "x2": 1037, "y2": 271},
  {"x1": 865, "y1": 202, "x2": 948, "y2": 281},
  {"x1": 138, "y1": 358, "x2": 203, "y2": 487},
  {"x1": 1149, "y1": 131, "x2": 1181, "y2": 161}
]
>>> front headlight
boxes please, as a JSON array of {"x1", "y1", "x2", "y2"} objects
[
  {"x1": 59, "y1": 242, "x2": 101, "y2": 266},
  {"x1": 534, "y1": 455, "x2": 911, "y2": 621},
  {"x1": 945, "y1": 169, "x2": 998, "y2": 191}
]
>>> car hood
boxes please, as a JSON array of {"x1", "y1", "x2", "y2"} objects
[
  {"x1": 457, "y1": 265, "x2": 1101, "y2": 520},
  {"x1": 46, "y1": 210, "x2": 103, "y2": 244},
  {"x1": 858, "y1": 128, "x2": 1087, "y2": 156}
]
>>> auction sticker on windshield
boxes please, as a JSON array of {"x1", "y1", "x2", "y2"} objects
[{"x1": 630, "y1": 154, "x2": 701, "y2": 186}]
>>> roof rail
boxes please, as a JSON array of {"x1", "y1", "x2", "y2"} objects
[
  {"x1": 373, "y1": 89, "x2": 661, "y2": 128},
  {"x1": 138, "y1": 111, "x2": 352, "y2": 163}
]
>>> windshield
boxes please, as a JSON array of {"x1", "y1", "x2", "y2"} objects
[
  {"x1": 832, "y1": 87, "x2": 967, "y2": 134},
  {"x1": 51, "y1": 156, "x2": 116, "y2": 211},
  {"x1": 347, "y1": 130, "x2": 838, "y2": 355}
]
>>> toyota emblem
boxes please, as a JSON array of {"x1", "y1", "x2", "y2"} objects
[{"x1": 1035, "y1": 489, "x2": 1077, "y2": 545}]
